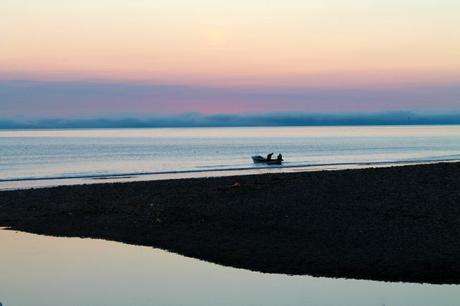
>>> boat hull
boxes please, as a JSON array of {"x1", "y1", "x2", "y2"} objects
[{"x1": 251, "y1": 155, "x2": 283, "y2": 165}]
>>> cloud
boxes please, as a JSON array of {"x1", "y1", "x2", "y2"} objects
[{"x1": 1, "y1": 112, "x2": 460, "y2": 129}]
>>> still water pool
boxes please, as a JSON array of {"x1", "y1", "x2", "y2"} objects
[{"x1": 1, "y1": 229, "x2": 459, "y2": 306}]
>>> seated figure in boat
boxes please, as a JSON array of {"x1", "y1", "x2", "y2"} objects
[{"x1": 277, "y1": 154, "x2": 283, "y2": 162}]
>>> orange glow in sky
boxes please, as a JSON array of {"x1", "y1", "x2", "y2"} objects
[{"x1": 2, "y1": 0, "x2": 460, "y2": 87}]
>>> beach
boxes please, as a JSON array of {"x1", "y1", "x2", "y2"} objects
[{"x1": 1, "y1": 162, "x2": 460, "y2": 284}]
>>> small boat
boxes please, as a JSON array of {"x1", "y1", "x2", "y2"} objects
[{"x1": 252, "y1": 155, "x2": 283, "y2": 165}]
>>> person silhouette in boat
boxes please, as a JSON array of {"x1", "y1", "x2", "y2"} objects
[
  {"x1": 266, "y1": 153, "x2": 274, "y2": 161},
  {"x1": 277, "y1": 153, "x2": 283, "y2": 162}
]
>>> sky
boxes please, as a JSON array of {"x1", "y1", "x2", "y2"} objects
[{"x1": 1, "y1": 0, "x2": 459, "y2": 121}]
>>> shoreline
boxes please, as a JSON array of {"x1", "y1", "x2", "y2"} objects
[
  {"x1": 3, "y1": 159, "x2": 460, "y2": 183},
  {"x1": 1, "y1": 162, "x2": 460, "y2": 284},
  {"x1": 2, "y1": 158, "x2": 460, "y2": 192}
]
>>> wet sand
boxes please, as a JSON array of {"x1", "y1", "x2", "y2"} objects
[{"x1": 1, "y1": 162, "x2": 460, "y2": 284}]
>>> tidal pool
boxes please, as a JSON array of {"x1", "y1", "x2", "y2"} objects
[{"x1": 1, "y1": 229, "x2": 459, "y2": 306}]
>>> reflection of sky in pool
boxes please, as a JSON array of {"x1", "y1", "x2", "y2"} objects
[{"x1": 1, "y1": 229, "x2": 459, "y2": 306}]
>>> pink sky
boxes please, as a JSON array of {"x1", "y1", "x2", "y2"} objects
[{"x1": 1, "y1": 0, "x2": 459, "y2": 116}]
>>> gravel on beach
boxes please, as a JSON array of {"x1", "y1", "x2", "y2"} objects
[{"x1": 1, "y1": 162, "x2": 460, "y2": 284}]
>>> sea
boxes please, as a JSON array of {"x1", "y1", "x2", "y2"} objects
[
  {"x1": 2, "y1": 125, "x2": 460, "y2": 306},
  {"x1": 1, "y1": 125, "x2": 460, "y2": 190}
]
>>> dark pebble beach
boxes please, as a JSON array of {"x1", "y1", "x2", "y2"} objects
[{"x1": 1, "y1": 162, "x2": 460, "y2": 284}]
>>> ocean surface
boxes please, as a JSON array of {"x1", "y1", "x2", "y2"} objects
[
  {"x1": 1, "y1": 125, "x2": 460, "y2": 190},
  {"x1": 2, "y1": 127, "x2": 460, "y2": 305}
]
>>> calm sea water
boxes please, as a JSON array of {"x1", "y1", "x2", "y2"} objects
[
  {"x1": 1, "y1": 229, "x2": 459, "y2": 306},
  {"x1": 1, "y1": 125, "x2": 460, "y2": 189},
  {"x1": 2, "y1": 127, "x2": 460, "y2": 305}
]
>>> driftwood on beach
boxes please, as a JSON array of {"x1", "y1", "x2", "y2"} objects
[{"x1": 1, "y1": 162, "x2": 460, "y2": 284}]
